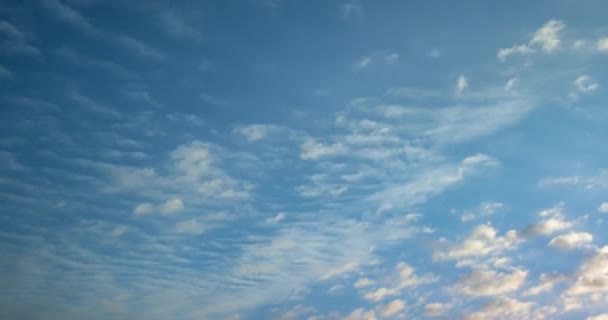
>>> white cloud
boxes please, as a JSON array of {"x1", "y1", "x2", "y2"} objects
[
  {"x1": 265, "y1": 212, "x2": 286, "y2": 224},
  {"x1": 549, "y1": 231, "x2": 593, "y2": 250},
  {"x1": 354, "y1": 277, "x2": 374, "y2": 288},
  {"x1": 565, "y1": 246, "x2": 608, "y2": 296},
  {"x1": 504, "y1": 78, "x2": 518, "y2": 92},
  {"x1": 539, "y1": 176, "x2": 580, "y2": 186},
  {"x1": 175, "y1": 219, "x2": 205, "y2": 234},
  {"x1": 523, "y1": 273, "x2": 567, "y2": 296},
  {"x1": 456, "y1": 75, "x2": 468, "y2": 94},
  {"x1": 363, "y1": 262, "x2": 433, "y2": 302},
  {"x1": 428, "y1": 49, "x2": 441, "y2": 58},
  {"x1": 524, "y1": 216, "x2": 572, "y2": 237},
  {"x1": 133, "y1": 202, "x2": 155, "y2": 215},
  {"x1": 598, "y1": 37, "x2": 608, "y2": 52},
  {"x1": 342, "y1": 308, "x2": 376, "y2": 320},
  {"x1": 599, "y1": 202, "x2": 608, "y2": 213},
  {"x1": 497, "y1": 44, "x2": 534, "y2": 61},
  {"x1": 41, "y1": 0, "x2": 98, "y2": 34},
  {"x1": 300, "y1": 139, "x2": 346, "y2": 160},
  {"x1": 234, "y1": 124, "x2": 277, "y2": 141},
  {"x1": 461, "y1": 202, "x2": 504, "y2": 222},
  {"x1": 424, "y1": 303, "x2": 450, "y2": 317},
  {"x1": 436, "y1": 224, "x2": 518, "y2": 260},
  {"x1": 380, "y1": 299, "x2": 405, "y2": 317},
  {"x1": 133, "y1": 198, "x2": 184, "y2": 215},
  {"x1": 159, "y1": 198, "x2": 184, "y2": 214},
  {"x1": 356, "y1": 56, "x2": 372, "y2": 69},
  {"x1": 384, "y1": 53, "x2": 399, "y2": 63},
  {"x1": 574, "y1": 75, "x2": 599, "y2": 93},
  {"x1": 465, "y1": 297, "x2": 533, "y2": 320},
  {"x1": 340, "y1": 3, "x2": 364, "y2": 19},
  {"x1": 588, "y1": 315, "x2": 608, "y2": 320},
  {"x1": 530, "y1": 20, "x2": 565, "y2": 52},
  {"x1": 320, "y1": 262, "x2": 358, "y2": 280},
  {"x1": 0, "y1": 64, "x2": 14, "y2": 79},
  {"x1": 457, "y1": 268, "x2": 527, "y2": 296},
  {"x1": 497, "y1": 19, "x2": 565, "y2": 61}
]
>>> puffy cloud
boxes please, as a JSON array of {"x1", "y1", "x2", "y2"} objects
[
  {"x1": 342, "y1": 308, "x2": 377, "y2": 320},
  {"x1": 599, "y1": 202, "x2": 608, "y2": 213},
  {"x1": 380, "y1": 299, "x2": 405, "y2": 317},
  {"x1": 588, "y1": 315, "x2": 608, "y2": 320},
  {"x1": 436, "y1": 224, "x2": 518, "y2": 260},
  {"x1": 574, "y1": 75, "x2": 599, "y2": 93},
  {"x1": 159, "y1": 198, "x2": 184, "y2": 214},
  {"x1": 522, "y1": 205, "x2": 573, "y2": 237},
  {"x1": 497, "y1": 19, "x2": 565, "y2": 61},
  {"x1": 364, "y1": 287, "x2": 397, "y2": 302},
  {"x1": 363, "y1": 262, "x2": 433, "y2": 301},
  {"x1": 457, "y1": 268, "x2": 527, "y2": 296},
  {"x1": 523, "y1": 273, "x2": 567, "y2": 296},
  {"x1": 598, "y1": 37, "x2": 608, "y2": 52},
  {"x1": 530, "y1": 20, "x2": 565, "y2": 52},
  {"x1": 548, "y1": 231, "x2": 593, "y2": 250},
  {"x1": 424, "y1": 303, "x2": 450, "y2": 317},
  {"x1": 278, "y1": 305, "x2": 316, "y2": 320},
  {"x1": 565, "y1": 246, "x2": 608, "y2": 296},
  {"x1": 175, "y1": 219, "x2": 204, "y2": 234},
  {"x1": 300, "y1": 139, "x2": 346, "y2": 160},
  {"x1": 504, "y1": 77, "x2": 518, "y2": 92},
  {"x1": 354, "y1": 277, "x2": 375, "y2": 288},
  {"x1": 133, "y1": 202, "x2": 155, "y2": 215},
  {"x1": 465, "y1": 297, "x2": 533, "y2": 320},
  {"x1": 356, "y1": 56, "x2": 372, "y2": 69},
  {"x1": 456, "y1": 75, "x2": 468, "y2": 94}
]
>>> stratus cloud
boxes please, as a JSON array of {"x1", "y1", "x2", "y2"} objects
[
  {"x1": 497, "y1": 19, "x2": 565, "y2": 61},
  {"x1": 574, "y1": 75, "x2": 599, "y2": 93},
  {"x1": 548, "y1": 231, "x2": 593, "y2": 250},
  {"x1": 465, "y1": 297, "x2": 533, "y2": 320},
  {"x1": 456, "y1": 268, "x2": 527, "y2": 296}
]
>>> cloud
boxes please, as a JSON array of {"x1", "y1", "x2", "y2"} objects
[
  {"x1": 384, "y1": 53, "x2": 399, "y2": 63},
  {"x1": 530, "y1": 20, "x2": 565, "y2": 52},
  {"x1": 523, "y1": 273, "x2": 567, "y2": 296},
  {"x1": 340, "y1": 2, "x2": 364, "y2": 19},
  {"x1": 175, "y1": 219, "x2": 205, "y2": 234},
  {"x1": 564, "y1": 246, "x2": 608, "y2": 296},
  {"x1": 521, "y1": 204, "x2": 573, "y2": 237},
  {"x1": 234, "y1": 124, "x2": 278, "y2": 141},
  {"x1": 588, "y1": 315, "x2": 608, "y2": 320},
  {"x1": 158, "y1": 12, "x2": 201, "y2": 41},
  {"x1": 504, "y1": 78, "x2": 518, "y2": 92},
  {"x1": 574, "y1": 75, "x2": 599, "y2": 93},
  {"x1": 548, "y1": 231, "x2": 593, "y2": 250},
  {"x1": 380, "y1": 299, "x2": 405, "y2": 317},
  {"x1": 363, "y1": 262, "x2": 434, "y2": 301},
  {"x1": 497, "y1": 44, "x2": 534, "y2": 61},
  {"x1": 355, "y1": 56, "x2": 372, "y2": 69},
  {"x1": 424, "y1": 303, "x2": 450, "y2": 317},
  {"x1": 497, "y1": 19, "x2": 565, "y2": 61},
  {"x1": 435, "y1": 224, "x2": 518, "y2": 260},
  {"x1": 598, "y1": 37, "x2": 608, "y2": 52},
  {"x1": 115, "y1": 35, "x2": 164, "y2": 60},
  {"x1": 354, "y1": 277, "x2": 375, "y2": 288},
  {"x1": 456, "y1": 75, "x2": 468, "y2": 94},
  {"x1": 300, "y1": 139, "x2": 346, "y2": 160},
  {"x1": 133, "y1": 198, "x2": 184, "y2": 215},
  {"x1": 265, "y1": 212, "x2": 286, "y2": 224},
  {"x1": 41, "y1": 0, "x2": 99, "y2": 34},
  {"x1": 465, "y1": 297, "x2": 533, "y2": 320},
  {"x1": 599, "y1": 202, "x2": 608, "y2": 213},
  {"x1": 456, "y1": 268, "x2": 527, "y2": 296},
  {"x1": 0, "y1": 20, "x2": 43, "y2": 60},
  {"x1": 342, "y1": 308, "x2": 376, "y2": 320},
  {"x1": 461, "y1": 202, "x2": 504, "y2": 222}
]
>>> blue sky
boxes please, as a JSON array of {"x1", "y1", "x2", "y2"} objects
[{"x1": 1, "y1": 0, "x2": 608, "y2": 319}]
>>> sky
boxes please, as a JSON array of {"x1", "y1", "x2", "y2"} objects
[{"x1": 1, "y1": 0, "x2": 608, "y2": 319}]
